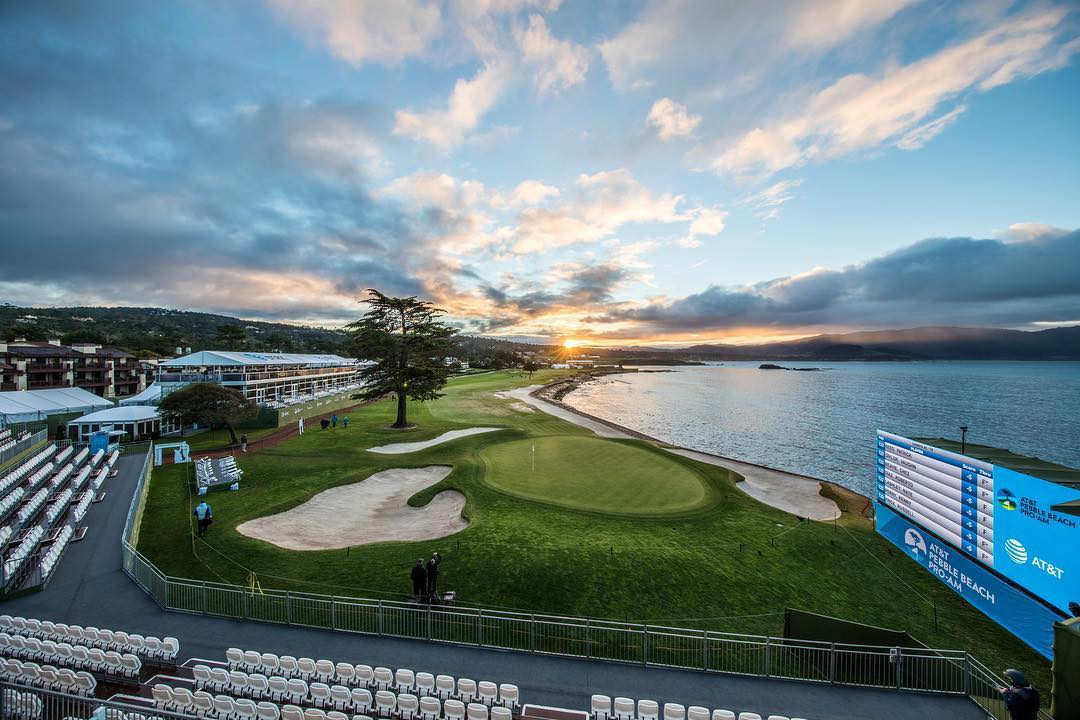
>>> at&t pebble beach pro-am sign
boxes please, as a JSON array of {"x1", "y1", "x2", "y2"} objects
[{"x1": 874, "y1": 431, "x2": 1080, "y2": 659}]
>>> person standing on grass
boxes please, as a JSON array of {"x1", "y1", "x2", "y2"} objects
[
  {"x1": 410, "y1": 559, "x2": 427, "y2": 600},
  {"x1": 998, "y1": 669, "x2": 1040, "y2": 720},
  {"x1": 240, "y1": 433, "x2": 248, "y2": 453},
  {"x1": 193, "y1": 500, "x2": 213, "y2": 537},
  {"x1": 342, "y1": 416, "x2": 349, "y2": 429},
  {"x1": 426, "y1": 554, "x2": 440, "y2": 597},
  {"x1": 331, "y1": 414, "x2": 338, "y2": 428}
]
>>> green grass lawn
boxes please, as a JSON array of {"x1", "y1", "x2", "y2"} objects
[
  {"x1": 481, "y1": 436, "x2": 710, "y2": 515},
  {"x1": 182, "y1": 426, "x2": 279, "y2": 451},
  {"x1": 136, "y1": 369, "x2": 1051, "y2": 687}
]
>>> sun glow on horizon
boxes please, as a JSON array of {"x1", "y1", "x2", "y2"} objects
[{"x1": 563, "y1": 338, "x2": 582, "y2": 348}]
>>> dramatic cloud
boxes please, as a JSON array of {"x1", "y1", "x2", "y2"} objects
[
  {"x1": 646, "y1": 98, "x2": 701, "y2": 140},
  {"x1": 595, "y1": 228, "x2": 1080, "y2": 334},
  {"x1": 394, "y1": 62, "x2": 512, "y2": 150},
  {"x1": 707, "y1": 7, "x2": 1079, "y2": 178},
  {"x1": 515, "y1": 14, "x2": 590, "y2": 95}
]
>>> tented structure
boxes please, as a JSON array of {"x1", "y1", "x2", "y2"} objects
[
  {"x1": 0, "y1": 387, "x2": 112, "y2": 426},
  {"x1": 118, "y1": 381, "x2": 162, "y2": 406},
  {"x1": 67, "y1": 405, "x2": 161, "y2": 443}
]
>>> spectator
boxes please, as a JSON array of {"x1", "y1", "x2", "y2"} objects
[
  {"x1": 193, "y1": 500, "x2": 213, "y2": 537},
  {"x1": 410, "y1": 559, "x2": 427, "y2": 600},
  {"x1": 999, "y1": 668, "x2": 1040, "y2": 720},
  {"x1": 320, "y1": 418, "x2": 330, "y2": 431},
  {"x1": 240, "y1": 433, "x2": 248, "y2": 453},
  {"x1": 343, "y1": 416, "x2": 349, "y2": 429},
  {"x1": 426, "y1": 553, "x2": 440, "y2": 597},
  {"x1": 331, "y1": 414, "x2": 338, "y2": 428}
]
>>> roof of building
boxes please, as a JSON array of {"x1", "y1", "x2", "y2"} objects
[
  {"x1": 0, "y1": 387, "x2": 113, "y2": 423},
  {"x1": 161, "y1": 351, "x2": 354, "y2": 368},
  {"x1": 117, "y1": 381, "x2": 162, "y2": 406},
  {"x1": 68, "y1": 405, "x2": 160, "y2": 424}
]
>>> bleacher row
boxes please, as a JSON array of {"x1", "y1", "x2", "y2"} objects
[
  {"x1": 0, "y1": 633, "x2": 141, "y2": 678},
  {"x1": 0, "y1": 430, "x2": 32, "y2": 455},
  {"x1": 0, "y1": 616, "x2": 180, "y2": 663},
  {"x1": 591, "y1": 695, "x2": 805, "y2": 720},
  {"x1": 0, "y1": 442, "x2": 119, "y2": 587},
  {"x1": 1, "y1": 656, "x2": 98, "y2": 696}
]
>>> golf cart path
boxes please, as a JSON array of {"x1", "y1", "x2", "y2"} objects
[
  {"x1": 367, "y1": 428, "x2": 504, "y2": 454},
  {"x1": 506, "y1": 385, "x2": 840, "y2": 521},
  {"x1": 236, "y1": 466, "x2": 467, "y2": 550}
]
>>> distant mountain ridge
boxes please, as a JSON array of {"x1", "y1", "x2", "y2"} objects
[{"x1": 678, "y1": 326, "x2": 1080, "y2": 360}]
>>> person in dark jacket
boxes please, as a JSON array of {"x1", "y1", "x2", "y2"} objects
[
  {"x1": 999, "y1": 668, "x2": 1040, "y2": 720},
  {"x1": 426, "y1": 553, "x2": 441, "y2": 597},
  {"x1": 410, "y1": 559, "x2": 427, "y2": 599}
]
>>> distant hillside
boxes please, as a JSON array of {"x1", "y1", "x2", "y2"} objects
[
  {"x1": 680, "y1": 326, "x2": 1080, "y2": 360},
  {"x1": 0, "y1": 305, "x2": 349, "y2": 356}
]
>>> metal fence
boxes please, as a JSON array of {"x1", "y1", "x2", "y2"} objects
[
  {"x1": 0, "y1": 428, "x2": 47, "y2": 469},
  {"x1": 0, "y1": 678, "x2": 192, "y2": 720},
  {"x1": 117, "y1": 443, "x2": 1051, "y2": 720}
]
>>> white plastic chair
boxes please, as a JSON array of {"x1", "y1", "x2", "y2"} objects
[
  {"x1": 236, "y1": 698, "x2": 259, "y2": 720},
  {"x1": 466, "y1": 703, "x2": 488, "y2": 720},
  {"x1": 247, "y1": 674, "x2": 270, "y2": 699},
  {"x1": 315, "y1": 660, "x2": 336, "y2": 684},
  {"x1": 214, "y1": 694, "x2": 236, "y2": 720},
  {"x1": 736, "y1": 715, "x2": 762, "y2": 720},
  {"x1": 304, "y1": 709, "x2": 328, "y2": 720},
  {"x1": 298, "y1": 658, "x2": 318, "y2": 682},
  {"x1": 663, "y1": 704, "x2": 686, "y2": 720},
  {"x1": 335, "y1": 663, "x2": 355, "y2": 686},
  {"x1": 398, "y1": 694, "x2": 419, "y2": 720},
  {"x1": 354, "y1": 665, "x2": 374, "y2": 688},
  {"x1": 592, "y1": 696, "x2": 612, "y2": 720},
  {"x1": 193, "y1": 691, "x2": 215, "y2": 717},
  {"x1": 374, "y1": 690, "x2": 396, "y2": 718},
  {"x1": 351, "y1": 688, "x2": 373, "y2": 714},
  {"x1": 687, "y1": 708, "x2": 709, "y2": 720},
  {"x1": 372, "y1": 667, "x2": 393, "y2": 692},
  {"x1": 256, "y1": 702, "x2": 281, "y2": 720},
  {"x1": 151, "y1": 684, "x2": 173, "y2": 711},
  {"x1": 280, "y1": 706, "x2": 305, "y2": 720},
  {"x1": 435, "y1": 675, "x2": 455, "y2": 700},
  {"x1": 414, "y1": 672, "x2": 435, "y2": 698},
  {"x1": 326, "y1": 712, "x2": 349, "y2": 720},
  {"x1": 173, "y1": 688, "x2": 196, "y2": 715},
  {"x1": 227, "y1": 648, "x2": 245, "y2": 670},
  {"x1": 497, "y1": 684, "x2": 518, "y2": 712},
  {"x1": 192, "y1": 665, "x2": 213, "y2": 689},
  {"x1": 613, "y1": 698, "x2": 635, "y2": 720},
  {"x1": 638, "y1": 700, "x2": 659, "y2": 720},
  {"x1": 279, "y1": 656, "x2": 299, "y2": 678},
  {"x1": 395, "y1": 669, "x2": 415, "y2": 693},
  {"x1": 765, "y1": 716, "x2": 789, "y2": 720},
  {"x1": 419, "y1": 697, "x2": 441, "y2": 720},
  {"x1": 244, "y1": 651, "x2": 263, "y2": 673},
  {"x1": 490, "y1": 709, "x2": 511, "y2": 720},
  {"x1": 456, "y1": 679, "x2": 477, "y2": 704},
  {"x1": 230, "y1": 670, "x2": 250, "y2": 697},
  {"x1": 330, "y1": 686, "x2": 353, "y2": 712},
  {"x1": 443, "y1": 700, "x2": 466, "y2": 720},
  {"x1": 310, "y1": 682, "x2": 334, "y2": 708},
  {"x1": 210, "y1": 668, "x2": 231, "y2": 693},
  {"x1": 260, "y1": 653, "x2": 280, "y2": 676},
  {"x1": 477, "y1": 682, "x2": 497, "y2": 707},
  {"x1": 268, "y1": 676, "x2": 289, "y2": 702},
  {"x1": 287, "y1": 679, "x2": 309, "y2": 705}
]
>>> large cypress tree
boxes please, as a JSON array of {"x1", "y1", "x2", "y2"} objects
[{"x1": 347, "y1": 289, "x2": 459, "y2": 428}]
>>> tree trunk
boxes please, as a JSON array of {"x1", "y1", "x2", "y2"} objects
[
  {"x1": 225, "y1": 421, "x2": 239, "y2": 444},
  {"x1": 394, "y1": 392, "x2": 408, "y2": 428}
]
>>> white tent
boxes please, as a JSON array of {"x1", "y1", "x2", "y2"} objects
[
  {"x1": 67, "y1": 405, "x2": 161, "y2": 443},
  {"x1": 118, "y1": 381, "x2": 162, "y2": 406},
  {"x1": 0, "y1": 388, "x2": 113, "y2": 425}
]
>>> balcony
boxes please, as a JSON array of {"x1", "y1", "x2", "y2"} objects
[
  {"x1": 26, "y1": 364, "x2": 70, "y2": 373},
  {"x1": 0, "y1": 382, "x2": 16, "y2": 391},
  {"x1": 28, "y1": 380, "x2": 68, "y2": 390},
  {"x1": 75, "y1": 378, "x2": 108, "y2": 387}
]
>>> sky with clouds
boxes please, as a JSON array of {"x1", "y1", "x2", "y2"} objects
[{"x1": 1, "y1": 0, "x2": 1078, "y2": 344}]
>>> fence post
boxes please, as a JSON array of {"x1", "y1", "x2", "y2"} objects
[
  {"x1": 586, "y1": 619, "x2": 591, "y2": 659},
  {"x1": 378, "y1": 600, "x2": 384, "y2": 635},
  {"x1": 530, "y1": 614, "x2": 536, "y2": 652},
  {"x1": 427, "y1": 604, "x2": 432, "y2": 641},
  {"x1": 243, "y1": 585, "x2": 249, "y2": 620},
  {"x1": 477, "y1": 609, "x2": 484, "y2": 646},
  {"x1": 642, "y1": 625, "x2": 648, "y2": 667},
  {"x1": 702, "y1": 629, "x2": 709, "y2": 671},
  {"x1": 202, "y1": 580, "x2": 209, "y2": 613},
  {"x1": 331, "y1": 596, "x2": 337, "y2": 630},
  {"x1": 893, "y1": 647, "x2": 902, "y2": 690},
  {"x1": 829, "y1": 642, "x2": 836, "y2": 683},
  {"x1": 764, "y1": 637, "x2": 771, "y2": 678},
  {"x1": 962, "y1": 653, "x2": 971, "y2": 697},
  {"x1": 286, "y1": 591, "x2": 292, "y2": 624}
]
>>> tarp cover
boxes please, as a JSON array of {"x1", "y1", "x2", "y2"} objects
[
  {"x1": 1053, "y1": 617, "x2": 1080, "y2": 719},
  {"x1": 0, "y1": 387, "x2": 112, "y2": 424}
]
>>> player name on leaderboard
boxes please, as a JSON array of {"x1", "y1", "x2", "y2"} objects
[{"x1": 876, "y1": 431, "x2": 996, "y2": 567}]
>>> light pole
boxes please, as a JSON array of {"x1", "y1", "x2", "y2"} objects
[{"x1": 960, "y1": 426, "x2": 968, "y2": 455}]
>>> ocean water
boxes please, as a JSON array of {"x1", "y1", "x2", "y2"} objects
[{"x1": 562, "y1": 361, "x2": 1080, "y2": 498}]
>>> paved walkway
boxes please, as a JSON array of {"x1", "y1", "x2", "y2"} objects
[{"x1": 1, "y1": 451, "x2": 981, "y2": 720}]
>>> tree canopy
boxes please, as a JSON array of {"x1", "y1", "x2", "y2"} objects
[
  {"x1": 158, "y1": 382, "x2": 258, "y2": 443},
  {"x1": 347, "y1": 289, "x2": 459, "y2": 428}
]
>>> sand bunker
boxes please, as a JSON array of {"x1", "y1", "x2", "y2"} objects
[
  {"x1": 367, "y1": 427, "x2": 503, "y2": 454},
  {"x1": 236, "y1": 466, "x2": 468, "y2": 550}
]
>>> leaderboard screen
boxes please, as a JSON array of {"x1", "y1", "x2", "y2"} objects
[{"x1": 876, "y1": 431, "x2": 1080, "y2": 615}]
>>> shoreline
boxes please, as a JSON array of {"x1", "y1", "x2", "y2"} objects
[{"x1": 507, "y1": 379, "x2": 858, "y2": 521}]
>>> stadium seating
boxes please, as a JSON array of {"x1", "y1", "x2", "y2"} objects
[
  {"x1": 0, "y1": 446, "x2": 119, "y2": 588},
  {"x1": 0, "y1": 616, "x2": 179, "y2": 663},
  {"x1": 0, "y1": 656, "x2": 96, "y2": 696},
  {"x1": 594, "y1": 696, "x2": 802, "y2": 720}
]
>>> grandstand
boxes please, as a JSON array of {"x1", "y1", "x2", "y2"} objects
[{"x1": 0, "y1": 438, "x2": 119, "y2": 593}]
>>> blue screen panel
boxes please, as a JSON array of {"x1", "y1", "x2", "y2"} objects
[{"x1": 875, "y1": 502, "x2": 1059, "y2": 659}]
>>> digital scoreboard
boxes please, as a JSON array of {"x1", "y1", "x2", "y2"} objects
[{"x1": 875, "y1": 431, "x2": 1080, "y2": 645}]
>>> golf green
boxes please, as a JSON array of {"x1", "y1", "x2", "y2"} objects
[{"x1": 480, "y1": 436, "x2": 710, "y2": 514}]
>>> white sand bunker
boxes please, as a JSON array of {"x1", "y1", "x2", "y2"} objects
[
  {"x1": 236, "y1": 466, "x2": 467, "y2": 550},
  {"x1": 367, "y1": 427, "x2": 503, "y2": 454}
]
